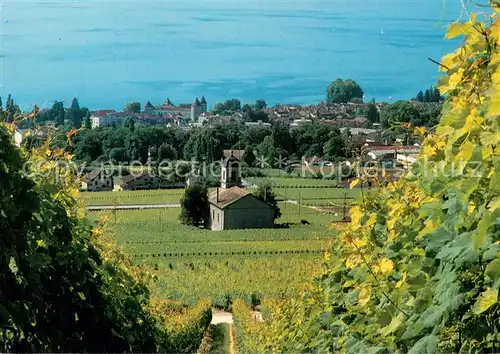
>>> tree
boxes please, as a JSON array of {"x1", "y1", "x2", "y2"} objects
[
  {"x1": 326, "y1": 79, "x2": 364, "y2": 104},
  {"x1": 123, "y1": 117, "x2": 135, "y2": 131},
  {"x1": 179, "y1": 184, "x2": 209, "y2": 227},
  {"x1": 255, "y1": 99, "x2": 267, "y2": 110},
  {"x1": 157, "y1": 142, "x2": 177, "y2": 162},
  {"x1": 416, "y1": 90, "x2": 424, "y2": 102},
  {"x1": 365, "y1": 102, "x2": 380, "y2": 123},
  {"x1": 423, "y1": 89, "x2": 431, "y2": 102},
  {"x1": 254, "y1": 182, "x2": 281, "y2": 220},
  {"x1": 242, "y1": 146, "x2": 256, "y2": 166},
  {"x1": 246, "y1": 109, "x2": 269, "y2": 122},
  {"x1": 323, "y1": 131, "x2": 346, "y2": 160},
  {"x1": 212, "y1": 99, "x2": 241, "y2": 115},
  {"x1": 83, "y1": 111, "x2": 91, "y2": 129},
  {"x1": 431, "y1": 86, "x2": 442, "y2": 102},
  {"x1": 66, "y1": 97, "x2": 83, "y2": 128},
  {"x1": 124, "y1": 102, "x2": 141, "y2": 113},
  {"x1": 0, "y1": 125, "x2": 171, "y2": 352},
  {"x1": 379, "y1": 100, "x2": 421, "y2": 128}
]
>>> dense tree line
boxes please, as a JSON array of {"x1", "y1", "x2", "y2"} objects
[
  {"x1": 65, "y1": 121, "x2": 350, "y2": 166},
  {"x1": 380, "y1": 100, "x2": 442, "y2": 128},
  {"x1": 31, "y1": 97, "x2": 90, "y2": 128},
  {"x1": 413, "y1": 85, "x2": 443, "y2": 103}
]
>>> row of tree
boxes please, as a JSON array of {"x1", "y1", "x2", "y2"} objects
[
  {"x1": 62, "y1": 121, "x2": 355, "y2": 165},
  {"x1": 34, "y1": 97, "x2": 91, "y2": 128},
  {"x1": 413, "y1": 85, "x2": 443, "y2": 103}
]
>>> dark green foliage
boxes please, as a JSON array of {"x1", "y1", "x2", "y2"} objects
[
  {"x1": 242, "y1": 146, "x2": 256, "y2": 166},
  {"x1": 68, "y1": 120, "x2": 347, "y2": 165},
  {"x1": 180, "y1": 184, "x2": 209, "y2": 227},
  {"x1": 326, "y1": 78, "x2": 364, "y2": 104},
  {"x1": 254, "y1": 99, "x2": 267, "y2": 110},
  {"x1": 0, "y1": 125, "x2": 167, "y2": 352},
  {"x1": 380, "y1": 100, "x2": 421, "y2": 128},
  {"x1": 124, "y1": 102, "x2": 141, "y2": 113},
  {"x1": 65, "y1": 97, "x2": 86, "y2": 128},
  {"x1": 365, "y1": 102, "x2": 380, "y2": 123},
  {"x1": 254, "y1": 182, "x2": 281, "y2": 220},
  {"x1": 157, "y1": 142, "x2": 177, "y2": 162},
  {"x1": 212, "y1": 99, "x2": 241, "y2": 115},
  {"x1": 414, "y1": 85, "x2": 443, "y2": 103}
]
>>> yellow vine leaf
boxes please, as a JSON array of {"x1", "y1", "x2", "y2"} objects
[
  {"x1": 396, "y1": 272, "x2": 407, "y2": 289},
  {"x1": 454, "y1": 141, "x2": 475, "y2": 165},
  {"x1": 350, "y1": 206, "x2": 363, "y2": 230},
  {"x1": 346, "y1": 254, "x2": 362, "y2": 269},
  {"x1": 440, "y1": 52, "x2": 457, "y2": 71},
  {"x1": 445, "y1": 22, "x2": 467, "y2": 39},
  {"x1": 350, "y1": 178, "x2": 360, "y2": 189},
  {"x1": 358, "y1": 285, "x2": 372, "y2": 306},
  {"x1": 379, "y1": 258, "x2": 394, "y2": 275},
  {"x1": 472, "y1": 288, "x2": 498, "y2": 314}
]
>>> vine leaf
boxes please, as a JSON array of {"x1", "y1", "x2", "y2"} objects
[
  {"x1": 379, "y1": 313, "x2": 405, "y2": 336},
  {"x1": 472, "y1": 288, "x2": 498, "y2": 314}
]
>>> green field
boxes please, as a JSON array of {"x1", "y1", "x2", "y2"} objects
[
  {"x1": 246, "y1": 177, "x2": 337, "y2": 187},
  {"x1": 81, "y1": 189, "x2": 185, "y2": 205},
  {"x1": 83, "y1": 175, "x2": 361, "y2": 307},
  {"x1": 88, "y1": 201, "x2": 337, "y2": 306}
]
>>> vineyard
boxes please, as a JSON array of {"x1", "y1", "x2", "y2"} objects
[
  {"x1": 81, "y1": 189, "x2": 185, "y2": 205},
  {"x1": 87, "y1": 200, "x2": 341, "y2": 307}
]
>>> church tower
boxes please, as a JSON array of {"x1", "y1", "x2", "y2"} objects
[
  {"x1": 191, "y1": 97, "x2": 201, "y2": 122},
  {"x1": 221, "y1": 151, "x2": 241, "y2": 189}
]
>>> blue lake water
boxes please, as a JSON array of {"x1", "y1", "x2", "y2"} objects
[{"x1": 1, "y1": 0, "x2": 467, "y2": 111}]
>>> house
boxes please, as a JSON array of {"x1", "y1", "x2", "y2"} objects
[
  {"x1": 290, "y1": 118, "x2": 312, "y2": 129},
  {"x1": 143, "y1": 97, "x2": 207, "y2": 122},
  {"x1": 121, "y1": 173, "x2": 171, "y2": 190},
  {"x1": 207, "y1": 154, "x2": 275, "y2": 230},
  {"x1": 245, "y1": 120, "x2": 271, "y2": 128},
  {"x1": 367, "y1": 145, "x2": 421, "y2": 158},
  {"x1": 81, "y1": 169, "x2": 113, "y2": 191}
]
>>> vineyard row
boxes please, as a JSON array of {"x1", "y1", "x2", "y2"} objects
[
  {"x1": 131, "y1": 249, "x2": 324, "y2": 258},
  {"x1": 123, "y1": 237, "x2": 332, "y2": 245}
]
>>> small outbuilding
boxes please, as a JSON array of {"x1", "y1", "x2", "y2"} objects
[
  {"x1": 207, "y1": 187, "x2": 275, "y2": 231},
  {"x1": 207, "y1": 151, "x2": 275, "y2": 230}
]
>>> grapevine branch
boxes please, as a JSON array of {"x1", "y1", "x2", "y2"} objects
[
  {"x1": 341, "y1": 228, "x2": 410, "y2": 318},
  {"x1": 428, "y1": 57, "x2": 450, "y2": 71}
]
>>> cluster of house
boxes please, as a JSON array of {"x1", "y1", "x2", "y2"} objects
[
  {"x1": 265, "y1": 102, "x2": 382, "y2": 128},
  {"x1": 90, "y1": 97, "x2": 208, "y2": 129},
  {"x1": 82, "y1": 151, "x2": 275, "y2": 231},
  {"x1": 303, "y1": 142, "x2": 421, "y2": 170},
  {"x1": 81, "y1": 169, "x2": 182, "y2": 192},
  {"x1": 89, "y1": 99, "x2": 382, "y2": 130}
]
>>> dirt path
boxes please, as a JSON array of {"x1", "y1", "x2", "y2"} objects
[
  {"x1": 229, "y1": 324, "x2": 236, "y2": 354},
  {"x1": 211, "y1": 310, "x2": 233, "y2": 325},
  {"x1": 211, "y1": 310, "x2": 235, "y2": 354}
]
